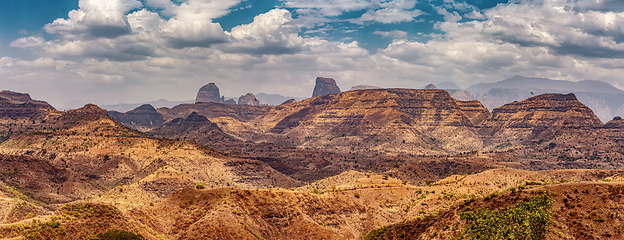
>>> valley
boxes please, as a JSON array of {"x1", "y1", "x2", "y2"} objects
[{"x1": 0, "y1": 83, "x2": 623, "y2": 239}]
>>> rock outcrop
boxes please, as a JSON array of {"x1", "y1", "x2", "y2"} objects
[
  {"x1": 238, "y1": 93, "x2": 260, "y2": 106},
  {"x1": 312, "y1": 77, "x2": 341, "y2": 97},
  {"x1": 108, "y1": 104, "x2": 166, "y2": 131},
  {"x1": 479, "y1": 93, "x2": 603, "y2": 143},
  {"x1": 196, "y1": 83, "x2": 222, "y2": 103}
]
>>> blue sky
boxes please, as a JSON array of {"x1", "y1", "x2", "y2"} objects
[{"x1": 1, "y1": 0, "x2": 624, "y2": 108}]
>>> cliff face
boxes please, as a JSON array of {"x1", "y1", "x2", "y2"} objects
[
  {"x1": 108, "y1": 104, "x2": 166, "y2": 131},
  {"x1": 312, "y1": 77, "x2": 341, "y2": 97},
  {"x1": 479, "y1": 93, "x2": 603, "y2": 143},
  {"x1": 243, "y1": 89, "x2": 484, "y2": 154}
]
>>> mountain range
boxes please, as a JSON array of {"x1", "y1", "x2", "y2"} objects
[{"x1": 2, "y1": 76, "x2": 624, "y2": 239}]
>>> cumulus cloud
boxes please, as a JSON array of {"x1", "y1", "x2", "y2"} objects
[
  {"x1": 373, "y1": 30, "x2": 408, "y2": 39},
  {"x1": 6, "y1": 0, "x2": 624, "y2": 109},
  {"x1": 285, "y1": 0, "x2": 423, "y2": 26},
  {"x1": 10, "y1": 36, "x2": 45, "y2": 48},
  {"x1": 226, "y1": 9, "x2": 307, "y2": 55},
  {"x1": 44, "y1": 0, "x2": 143, "y2": 39}
]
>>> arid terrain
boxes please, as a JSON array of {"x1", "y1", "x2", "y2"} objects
[{"x1": 1, "y1": 87, "x2": 624, "y2": 239}]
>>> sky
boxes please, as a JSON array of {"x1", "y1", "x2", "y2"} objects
[{"x1": 2, "y1": 0, "x2": 624, "y2": 109}]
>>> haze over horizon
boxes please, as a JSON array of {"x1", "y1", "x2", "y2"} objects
[{"x1": 2, "y1": 0, "x2": 624, "y2": 108}]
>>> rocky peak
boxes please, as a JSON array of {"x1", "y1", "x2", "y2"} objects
[
  {"x1": 127, "y1": 104, "x2": 158, "y2": 114},
  {"x1": 312, "y1": 77, "x2": 341, "y2": 97},
  {"x1": 423, "y1": 84, "x2": 437, "y2": 89},
  {"x1": 196, "y1": 83, "x2": 222, "y2": 103},
  {"x1": 184, "y1": 112, "x2": 209, "y2": 123},
  {"x1": 61, "y1": 104, "x2": 113, "y2": 123},
  {"x1": 238, "y1": 93, "x2": 260, "y2": 106}
]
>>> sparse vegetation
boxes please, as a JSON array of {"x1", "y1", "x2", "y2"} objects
[{"x1": 459, "y1": 193, "x2": 554, "y2": 240}]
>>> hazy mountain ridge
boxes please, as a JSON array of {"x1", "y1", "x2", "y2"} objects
[{"x1": 465, "y1": 75, "x2": 624, "y2": 122}]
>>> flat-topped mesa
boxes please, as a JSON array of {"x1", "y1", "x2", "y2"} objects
[
  {"x1": 196, "y1": 83, "x2": 222, "y2": 103},
  {"x1": 0, "y1": 91, "x2": 55, "y2": 119},
  {"x1": 238, "y1": 93, "x2": 260, "y2": 106},
  {"x1": 0, "y1": 91, "x2": 34, "y2": 103},
  {"x1": 480, "y1": 93, "x2": 603, "y2": 142},
  {"x1": 312, "y1": 77, "x2": 341, "y2": 97}
]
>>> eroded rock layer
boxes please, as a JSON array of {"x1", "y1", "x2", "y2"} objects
[
  {"x1": 479, "y1": 93, "x2": 603, "y2": 143},
  {"x1": 243, "y1": 89, "x2": 485, "y2": 153}
]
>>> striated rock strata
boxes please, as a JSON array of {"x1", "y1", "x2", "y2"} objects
[
  {"x1": 239, "y1": 89, "x2": 485, "y2": 154},
  {"x1": 479, "y1": 93, "x2": 603, "y2": 144}
]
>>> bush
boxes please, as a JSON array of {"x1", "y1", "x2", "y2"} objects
[{"x1": 459, "y1": 193, "x2": 554, "y2": 240}]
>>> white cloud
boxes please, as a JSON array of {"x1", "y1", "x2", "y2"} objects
[
  {"x1": 285, "y1": 0, "x2": 422, "y2": 25},
  {"x1": 373, "y1": 30, "x2": 408, "y2": 39},
  {"x1": 226, "y1": 9, "x2": 306, "y2": 54},
  {"x1": 356, "y1": 8, "x2": 423, "y2": 24},
  {"x1": 44, "y1": 0, "x2": 143, "y2": 39},
  {"x1": 10, "y1": 36, "x2": 45, "y2": 48},
  {"x1": 6, "y1": 0, "x2": 624, "y2": 110}
]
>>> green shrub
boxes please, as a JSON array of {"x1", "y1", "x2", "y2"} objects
[{"x1": 459, "y1": 193, "x2": 554, "y2": 240}]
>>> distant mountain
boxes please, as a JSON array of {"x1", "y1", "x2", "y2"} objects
[
  {"x1": 467, "y1": 75, "x2": 624, "y2": 96},
  {"x1": 465, "y1": 76, "x2": 624, "y2": 122},
  {"x1": 255, "y1": 93, "x2": 306, "y2": 105},
  {"x1": 100, "y1": 99, "x2": 193, "y2": 112},
  {"x1": 436, "y1": 81, "x2": 462, "y2": 90}
]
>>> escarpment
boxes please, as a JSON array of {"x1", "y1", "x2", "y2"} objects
[
  {"x1": 239, "y1": 89, "x2": 485, "y2": 154},
  {"x1": 479, "y1": 93, "x2": 603, "y2": 144}
]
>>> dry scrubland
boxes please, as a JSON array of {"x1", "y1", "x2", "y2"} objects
[{"x1": 1, "y1": 89, "x2": 624, "y2": 239}]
